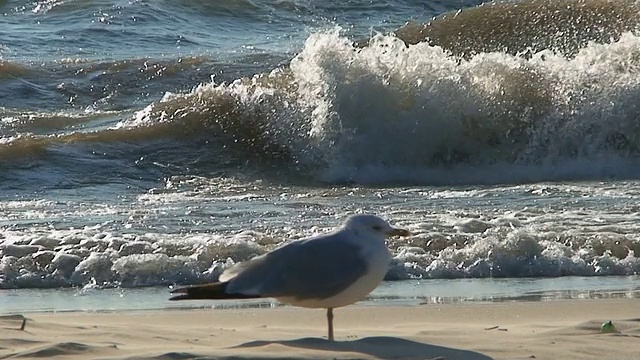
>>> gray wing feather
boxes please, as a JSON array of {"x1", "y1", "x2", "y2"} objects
[{"x1": 226, "y1": 230, "x2": 368, "y2": 300}]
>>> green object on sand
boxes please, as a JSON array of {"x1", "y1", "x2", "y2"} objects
[{"x1": 600, "y1": 321, "x2": 617, "y2": 334}]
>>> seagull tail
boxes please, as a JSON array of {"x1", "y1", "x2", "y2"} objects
[{"x1": 169, "y1": 282, "x2": 261, "y2": 301}]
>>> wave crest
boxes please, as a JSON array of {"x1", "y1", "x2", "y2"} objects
[{"x1": 393, "y1": 0, "x2": 640, "y2": 58}]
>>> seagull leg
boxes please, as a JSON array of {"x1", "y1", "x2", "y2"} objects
[{"x1": 327, "y1": 307, "x2": 334, "y2": 341}]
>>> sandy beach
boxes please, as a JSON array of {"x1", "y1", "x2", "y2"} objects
[{"x1": 1, "y1": 298, "x2": 638, "y2": 360}]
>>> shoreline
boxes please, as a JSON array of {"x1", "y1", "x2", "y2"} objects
[
  {"x1": 2, "y1": 276, "x2": 639, "y2": 315},
  {"x1": 1, "y1": 299, "x2": 638, "y2": 359}
]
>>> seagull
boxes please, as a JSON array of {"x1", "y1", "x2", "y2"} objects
[{"x1": 169, "y1": 214, "x2": 411, "y2": 341}]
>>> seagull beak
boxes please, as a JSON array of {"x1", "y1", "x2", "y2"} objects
[{"x1": 385, "y1": 227, "x2": 412, "y2": 237}]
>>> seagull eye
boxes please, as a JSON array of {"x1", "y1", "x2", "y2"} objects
[{"x1": 372, "y1": 225, "x2": 382, "y2": 231}]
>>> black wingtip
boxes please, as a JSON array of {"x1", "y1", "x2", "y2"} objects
[
  {"x1": 168, "y1": 294, "x2": 190, "y2": 301},
  {"x1": 168, "y1": 285, "x2": 194, "y2": 301},
  {"x1": 168, "y1": 282, "x2": 261, "y2": 301},
  {"x1": 167, "y1": 282, "x2": 229, "y2": 301}
]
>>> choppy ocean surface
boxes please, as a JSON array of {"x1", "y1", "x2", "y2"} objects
[{"x1": 2, "y1": 0, "x2": 640, "y2": 309}]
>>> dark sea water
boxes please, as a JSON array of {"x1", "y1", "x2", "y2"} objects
[{"x1": 1, "y1": 0, "x2": 640, "y2": 297}]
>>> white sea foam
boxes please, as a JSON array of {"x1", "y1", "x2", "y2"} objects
[
  {"x1": 294, "y1": 31, "x2": 640, "y2": 184},
  {"x1": 2, "y1": 180, "x2": 640, "y2": 289}
]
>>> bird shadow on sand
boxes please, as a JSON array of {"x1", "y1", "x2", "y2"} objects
[{"x1": 232, "y1": 336, "x2": 493, "y2": 360}]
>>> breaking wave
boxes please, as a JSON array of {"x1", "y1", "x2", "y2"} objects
[{"x1": 3, "y1": 0, "x2": 640, "y2": 186}]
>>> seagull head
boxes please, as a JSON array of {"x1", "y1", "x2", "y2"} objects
[{"x1": 344, "y1": 214, "x2": 411, "y2": 238}]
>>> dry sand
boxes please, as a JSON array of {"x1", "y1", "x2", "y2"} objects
[{"x1": 1, "y1": 299, "x2": 638, "y2": 360}]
